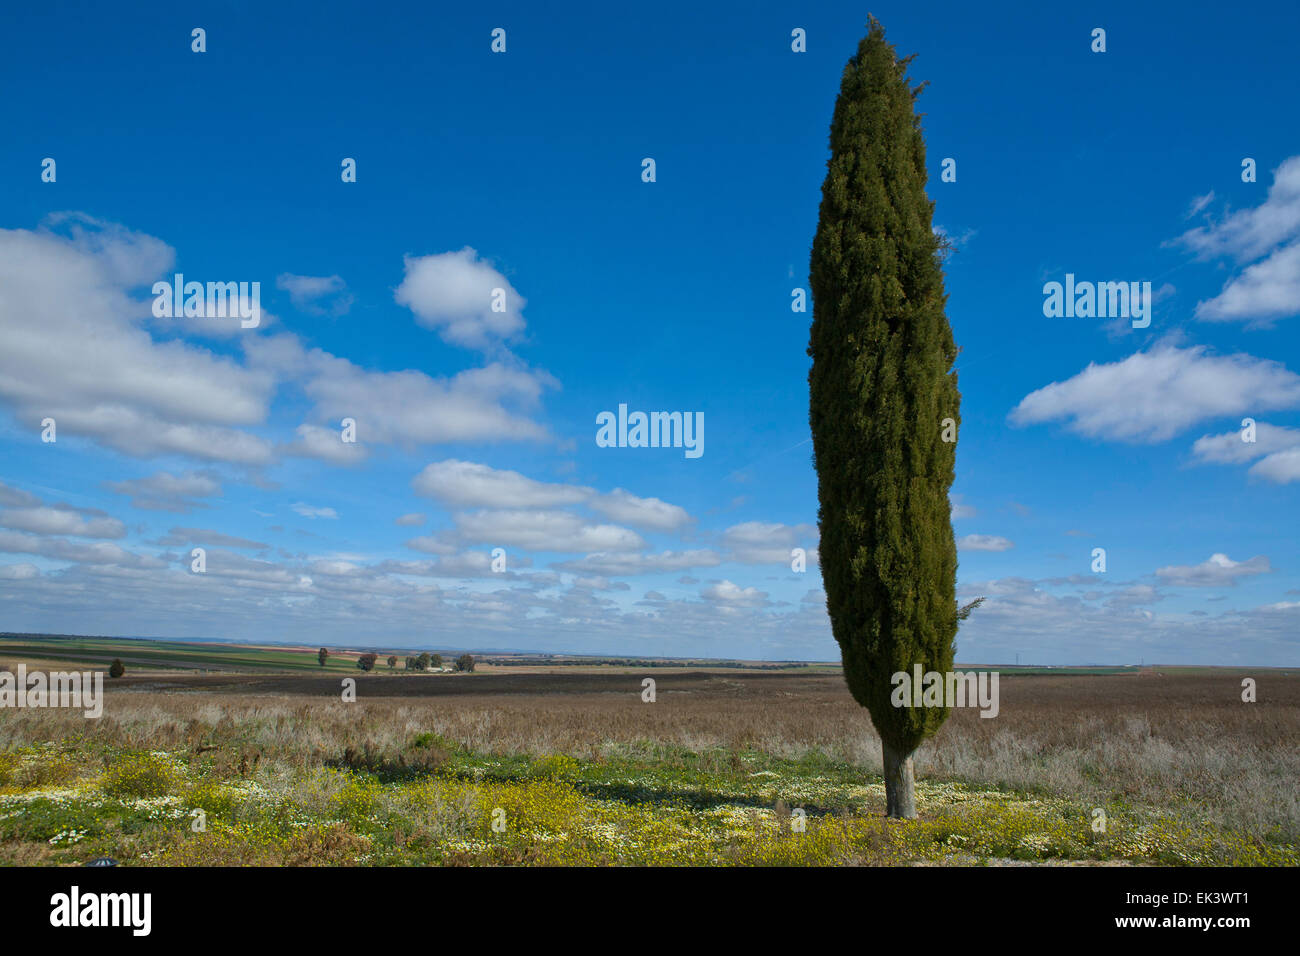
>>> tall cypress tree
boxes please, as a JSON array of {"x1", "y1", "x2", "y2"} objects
[{"x1": 808, "y1": 17, "x2": 961, "y2": 819}]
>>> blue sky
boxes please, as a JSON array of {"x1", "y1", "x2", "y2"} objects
[{"x1": 0, "y1": 1, "x2": 1297, "y2": 664}]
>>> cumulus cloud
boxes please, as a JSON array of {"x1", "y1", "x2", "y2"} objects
[
  {"x1": 702, "y1": 580, "x2": 768, "y2": 606},
  {"x1": 1176, "y1": 157, "x2": 1300, "y2": 263},
  {"x1": 0, "y1": 529, "x2": 161, "y2": 569},
  {"x1": 104, "y1": 470, "x2": 222, "y2": 512},
  {"x1": 413, "y1": 460, "x2": 587, "y2": 509},
  {"x1": 957, "y1": 534, "x2": 1014, "y2": 552},
  {"x1": 1190, "y1": 421, "x2": 1300, "y2": 483},
  {"x1": 0, "y1": 482, "x2": 42, "y2": 509},
  {"x1": 1009, "y1": 345, "x2": 1300, "y2": 442},
  {"x1": 0, "y1": 216, "x2": 277, "y2": 463},
  {"x1": 1174, "y1": 156, "x2": 1300, "y2": 324},
  {"x1": 0, "y1": 506, "x2": 126, "y2": 539},
  {"x1": 720, "y1": 521, "x2": 819, "y2": 565},
  {"x1": 248, "y1": 337, "x2": 555, "y2": 447},
  {"x1": 281, "y1": 423, "x2": 368, "y2": 466},
  {"x1": 394, "y1": 248, "x2": 526, "y2": 349},
  {"x1": 552, "y1": 550, "x2": 723, "y2": 577},
  {"x1": 411, "y1": 460, "x2": 692, "y2": 532},
  {"x1": 1247, "y1": 447, "x2": 1300, "y2": 484},
  {"x1": 447, "y1": 510, "x2": 644, "y2": 554},
  {"x1": 588, "y1": 489, "x2": 691, "y2": 533},
  {"x1": 1195, "y1": 243, "x2": 1300, "y2": 323},
  {"x1": 1155, "y1": 553, "x2": 1272, "y2": 587}
]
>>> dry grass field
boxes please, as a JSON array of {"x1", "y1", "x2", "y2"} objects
[{"x1": 1, "y1": 665, "x2": 1296, "y2": 866}]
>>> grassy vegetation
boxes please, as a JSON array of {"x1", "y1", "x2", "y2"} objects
[
  {"x1": 1, "y1": 739, "x2": 1291, "y2": 867},
  {"x1": 1, "y1": 669, "x2": 1295, "y2": 866}
]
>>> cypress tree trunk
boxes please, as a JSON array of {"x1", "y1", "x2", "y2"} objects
[
  {"x1": 882, "y1": 742, "x2": 917, "y2": 819},
  {"x1": 808, "y1": 17, "x2": 962, "y2": 821}
]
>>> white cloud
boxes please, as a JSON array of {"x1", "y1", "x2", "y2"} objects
[
  {"x1": 1195, "y1": 243, "x2": 1300, "y2": 323},
  {"x1": 1174, "y1": 157, "x2": 1300, "y2": 324},
  {"x1": 1155, "y1": 553, "x2": 1271, "y2": 587},
  {"x1": 0, "y1": 482, "x2": 42, "y2": 509},
  {"x1": 720, "y1": 521, "x2": 819, "y2": 565},
  {"x1": 957, "y1": 534, "x2": 1014, "y2": 552},
  {"x1": 448, "y1": 510, "x2": 644, "y2": 553},
  {"x1": 1185, "y1": 191, "x2": 1215, "y2": 218},
  {"x1": 394, "y1": 513, "x2": 426, "y2": 527},
  {"x1": 702, "y1": 580, "x2": 768, "y2": 606},
  {"x1": 0, "y1": 529, "x2": 161, "y2": 568},
  {"x1": 552, "y1": 550, "x2": 723, "y2": 577},
  {"x1": 276, "y1": 273, "x2": 352, "y2": 315},
  {"x1": 588, "y1": 489, "x2": 691, "y2": 532},
  {"x1": 1009, "y1": 345, "x2": 1300, "y2": 442},
  {"x1": 105, "y1": 470, "x2": 222, "y2": 512},
  {"x1": 0, "y1": 506, "x2": 125, "y2": 539},
  {"x1": 281, "y1": 423, "x2": 368, "y2": 465},
  {"x1": 394, "y1": 248, "x2": 526, "y2": 349},
  {"x1": 292, "y1": 503, "x2": 338, "y2": 520},
  {"x1": 950, "y1": 494, "x2": 976, "y2": 519},
  {"x1": 0, "y1": 217, "x2": 277, "y2": 464},
  {"x1": 411, "y1": 461, "x2": 692, "y2": 532},
  {"x1": 248, "y1": 337, "x2": 556, "y2": 447},
  {"x1": 1249, "y1": 447, "x2": 1300, "y2": 484},
  {"x1": 1191, "y1": 421, "x2": 1300, "y2": 464},
  {"x1": 1176, "y1": 156, "x2": 1300, "y2": 263},
  {"x1": 412, "y1": 459, "x2": 587, "y2": 509}
]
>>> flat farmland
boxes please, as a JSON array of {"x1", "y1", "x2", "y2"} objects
[{"x1": 2, "y1": 657, "x2": 1296, "y2": 866}]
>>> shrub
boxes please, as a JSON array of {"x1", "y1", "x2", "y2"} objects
[
  {"x1": 108, "y1": 659, "x2": 124, "y2": 679},
  {"x1": 356, "y1": 653, "x2": 378, "y2": 672},
  {"x1": 101, "y1": 753, "x2": 178, "y2": 798},
  {"x1": 454, "y1": 654, "x2": 475, "y2": 673},
  {"x1": 530, "y1": 754, "x2": 580, "y2": 784}
]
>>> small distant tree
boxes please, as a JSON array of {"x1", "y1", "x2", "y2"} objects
[
  {"x1": 357, "y1": 653, "x2": 378, "y2": 672},
  {"x1": 430, "y1": 653, "x2": 443, "y2": 669},
  {"x1": 387, "y1": 655, "x2": 397, "y2": 670},
  {"x1": 109, "y1": 659, "x2": 125, "y2": 679},
  {"x1": 415, "y1": 652, "x2": 431, "y2": 671},
  {"x1": 454, "y1": 654, "x2": 475, "y2": 673},
  {"x1": 318, "y1": 647, "x2": 329, "y2": 667}
]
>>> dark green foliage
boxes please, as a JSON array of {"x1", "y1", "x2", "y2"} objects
[
  {"x1": 808, "y1": 18, "x2": 961, "y2": 757},
  {"x1": 356, "y1": 653, "x2": 378, "y2": 672},
  {"x1": 108, "y1": 658, "x2": 124, "y2": 679},
  {"x1": 318, "y1": 647, "x2": 328, "y2": 667},
  {"x1": 430, "y1": 653, "x2": 443, "y2": 669},
  {"x1": 454, "y1": 654, "x2": 475, "y2": 673}
]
